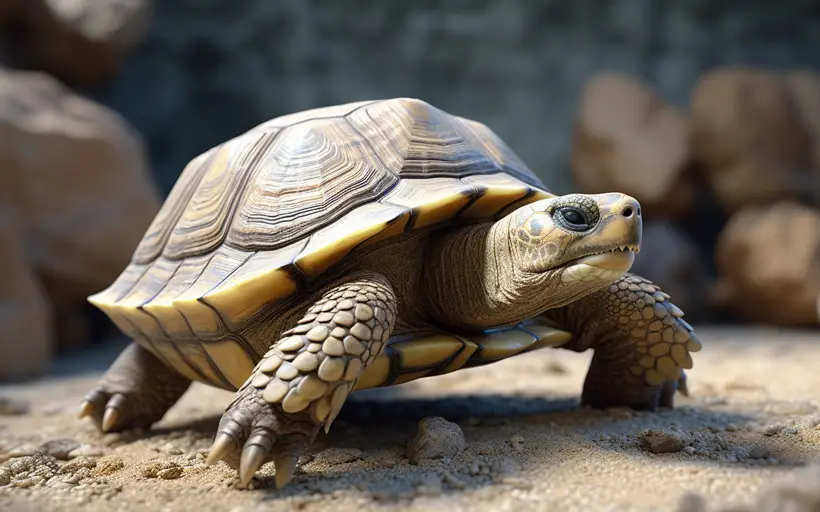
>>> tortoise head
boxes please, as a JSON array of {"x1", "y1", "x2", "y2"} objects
[{"x1": 507, "y1": 192, "x2": 642, "y2": 288}]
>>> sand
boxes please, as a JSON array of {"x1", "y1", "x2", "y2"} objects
[{"x1": 1, "y1": 326, "x2": 819, "y2": 512}]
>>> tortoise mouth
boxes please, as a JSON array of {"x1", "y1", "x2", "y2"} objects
[{"x1": 558, "y1": 245, "x2": 638, "y2": 282}]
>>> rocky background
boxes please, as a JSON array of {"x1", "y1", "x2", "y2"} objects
[{"x1": 0, "y1": 0, "x2": 819, "y2": 381}]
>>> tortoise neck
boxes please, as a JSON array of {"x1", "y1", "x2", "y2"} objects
[{"x1": 424, "y1": 216, "x2": 556, "y2": 331}]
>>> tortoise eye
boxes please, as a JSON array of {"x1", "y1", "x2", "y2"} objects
[{"x1": 554, "y1": 207, "x2": 590, "y2": 231}]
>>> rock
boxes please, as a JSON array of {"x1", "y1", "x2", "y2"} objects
[
  {"x1": 629, "y1": 222, "x2": 712, "y2": 322},
  {"x1": 784, "y1": 69, "x2": 820, "y2": 171},
  {"x1": 7, "y1": 444, "x2": 39, "y2": 458},
  {"x1": 10, "y1": 0, "x2": 153, "y2": 88},
  {"x1": 141, "y1": 460, "x2": 181, "y2": 479},
  {"x1": 748, "y1": 446, "x2": 769, "y2": 460},
  {"x1": 571, "y1": 73, "x2": 695, "y2": 219},
  {"x1": 714, "y1": 202, "x2": 820, "y2": 326},
  {"x1": 0, "y1": 212, "x2": 52, "y2": 381},
  {"x1": 92, "y1": 457, "x2": 125, "y2": 476},
  {"x1": 312, "y1": 447, "x2": 363, "y2": 466},
  {"x1": 67, "y1": 444, "x2": 105, "y2": 459},
  {"x1": 156, "y1": 466, "x2": 183, "y2": 480},
  {"x1": 0, "y1": 67, "x2": 160, "y2": 381},
  {"x1": 38, "y1": 439, "x2": 81, "y2": 460},
  {"x1": 690, "y1": 68, "x2": 816, "y2": 213},
  {"x1": 638, "y1": 429, "x2": 687, "y2": 454},
  {"x1": 407, "y1": 417, "x2": 466, "y2": 463},
  {"x1": 0, "y1": 396, "x2": 30, "y2": 415}
]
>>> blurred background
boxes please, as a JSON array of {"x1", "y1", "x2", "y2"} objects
[{"x1": 1, "y1": 0, "x2": 819, "y2": 382}]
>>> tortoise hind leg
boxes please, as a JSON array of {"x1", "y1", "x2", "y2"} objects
[
  {"x1": 79, "y1": 342, "x2": 192, "y2": 431},
  {"x1": 542, "y1": 273, "x2": 702, "y2": 411},
  {"x1": 205, "y1": 272, "x2": 396, "y2": 489}
]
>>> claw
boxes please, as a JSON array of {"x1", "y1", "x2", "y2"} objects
[
  {"x1": 324, "y1": 384, "x2": 350, "y2": 434},
  {"x1": 101, "y1": 408, "x2": 120, "y2": 432},
  {"x1": 677, "y1": 372, "x2": 689, "y2": 397},
  {"x1": 273, "y1": 453, "x2": 298, "y2": 489},
  {"x1": 78, "y1": 400, "x2": 94, "y2": 419},
  {"x1": 239, "y1": 444, "x2": 268, "y2": 487},
  {"x1": 206, "y1": 434, "x2": 235, "y2": 466}
]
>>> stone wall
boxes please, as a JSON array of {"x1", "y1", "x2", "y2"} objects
[{"x1": 99, "y1": 0, "x2": 820, "y2": 194}]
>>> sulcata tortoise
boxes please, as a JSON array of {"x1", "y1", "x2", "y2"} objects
[{"x1": 83, "y1": 98, "x2": 701, "y2": 488}]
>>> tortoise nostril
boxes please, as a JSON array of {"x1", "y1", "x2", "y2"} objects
[
  {"x1": 622, "y1": 207, "x2": 633, "y2": 218},
  {"x1": 636, "y1": 207, "x2": 641, "y2": 216}
]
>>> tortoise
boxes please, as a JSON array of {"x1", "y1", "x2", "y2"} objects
[{"x1": 82, "y1": 97, "x2": 700, "y2": 489}]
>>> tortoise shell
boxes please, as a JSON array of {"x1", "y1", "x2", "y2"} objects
[{"x1": 89, "y1": 98, "x2": 566, "y2": 390}]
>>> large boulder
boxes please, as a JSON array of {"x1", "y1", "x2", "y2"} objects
[
  {"x1": 0, "y1": 67, "x2": 160, "y2": 381},
  {"x1": 9, "y1": 0, "x2": 152, "y2": 88},
  {"x1": 784, "y1": 69, "x2": 820, "y2": 171},
  {"x1": 690, "y1": 68, "x2": 816, "y2": 213},
  {"x1": 0, "y1": 210, "x2": 52, "y2": 381},
  {"x1": 571, "y1": 73, "x2": 695, "y2": 219},
  {"x1": 714, "y1": 201, "x2": 820, "y2": 327}
]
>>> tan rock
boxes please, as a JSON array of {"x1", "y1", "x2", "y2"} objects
[
  {"x1": 714, "y1": 201, "x2": 820, "y2": 327},
  {"x1": 628, "y1": 222, "x2": 711, "y2": 322},
  {"x1": 14, "y1": 0, "x2": 152, "y2": 88},
  {"x1": 784, "y1": 69, "x2": 820, "y2": 170},
  {"x1": 0, "y1": 210, "x2": 52, "y2": 381},
  {"x1": 690, "y1": 68, "x2": 816, "y2": 213},
  {"x1": 571, "y1": 73, "x2": 695, "y2": 219},
  {"x1": 0, "y1": 68, "x2": 159, "y2": 380}
]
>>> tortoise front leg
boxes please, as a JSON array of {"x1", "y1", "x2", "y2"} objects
[
  {"x1": 79, "y1": 342, "x2": 192, "y2": 431},
  {"x1": 542, "y1": 273, "x2": 702, "y2": 411},
  {"x1": 205, "y1": 272, "x2": 396, "y2": 489}
]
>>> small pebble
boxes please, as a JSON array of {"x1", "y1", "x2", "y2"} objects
[
  {"x1": 0, "y1": 396, "x2": 30, "y2": 415},
  {"x1": 8, "y1": 444, "x2": 38, "y2": 458},
  {"x1": 157, "y1": 467, "x2": 183, "y2": 479},
  {"x1": 638, "y1": 430, "x2": 687, "y2": 454},
  {"x1": 407, "y1": 417, "x2": 466, "y2": 463},
  {"x1": 68, "y1": 445, "x2": 105, "y2": 459},
  {"x1": 39, "y1": 439, "x2": 81, "y2": 460},
  {"x1": 748, "y1": 446, "x2": 770, "y2": 459},
  {"x1": 142, "y1": 460, "x2": 181, "y2": 479}
]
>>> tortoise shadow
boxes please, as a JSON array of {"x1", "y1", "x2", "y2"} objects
[{"x1": 134, "y1": 389, "x2": 793, "y2": 502}]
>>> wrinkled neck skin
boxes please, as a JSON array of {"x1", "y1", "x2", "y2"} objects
[{"x1": 424, "y1": 216, "x2": 610, "y2": 331}]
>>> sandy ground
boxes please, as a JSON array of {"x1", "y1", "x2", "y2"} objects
[{"x1": 1, "y1": 326, "x2": 820, "y2": 512}]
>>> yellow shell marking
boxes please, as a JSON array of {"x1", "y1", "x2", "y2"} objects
[
  {"x1": 295, "y1": 202, "x2": 408, "y2": 278},
  {"x1": 395, "y1": 335, "x2": 465, "y2": 369},
  {"x1": 459, "y1": 173, "x2": 544, "y2": 219},
  {"x1": 202, "y1": 339, "x2": 257, "y2": 389},
  {"x1": 382, "y1": 177, "x2": 475, "y2": 229},
  {"x1": 352, "y1": 354, "x2": 391, "y2": 391},
  {"x1": 439, "y1": 338, "x2": 480, "y2": 374},
  {"x1": 140, "y1": 339, "x2": 203, "y2": 383},
  {"x1": 203, "y1": 244, "x2": 303, "y2": 328},
  {"x1": 519, "y1": 318, "x2": 574, "y2": 349},
  {"x1": 471, "y1": 326, "x2": 539, "y2": 361}
]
